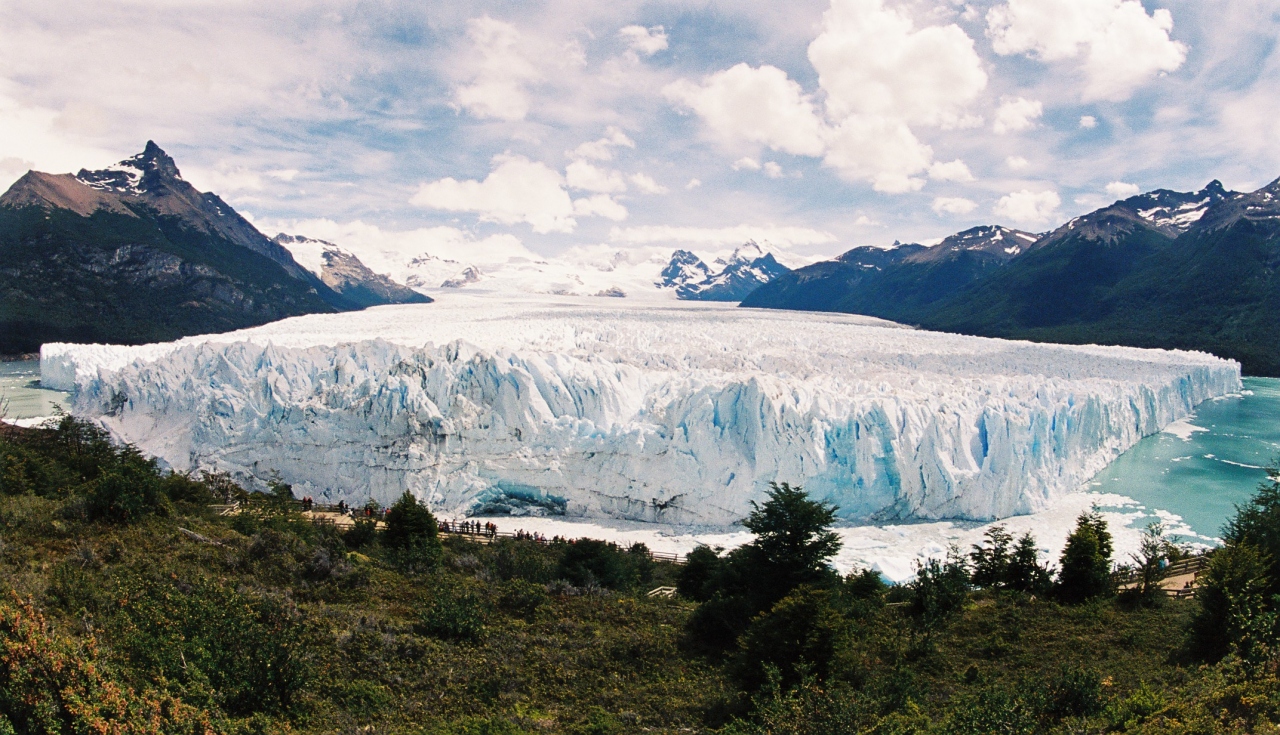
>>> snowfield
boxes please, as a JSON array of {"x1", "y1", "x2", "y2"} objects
[{"x1": 42, "y1": 293, "x2": 1241, "y2": 527}]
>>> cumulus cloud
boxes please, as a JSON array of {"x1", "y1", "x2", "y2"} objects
[
  {"x1": 410, "y1": 154, "x2": 576, "y2": 233},
  {"x1": 573, "y1": 194, "x2": 628, "y2": 221},
  {"x1": 932, "y1": 196, "x2": 978, "y2": 215},
  {"x1": 987, "y1": 0, "x2": 1187, "y2": 101},
  {"x1": 1105, "y1": 181, "x2": 1140, "y2": 198},
  {"x1": 928, "y1": 159, "x2": 975, "y2": 182},
  {"x1": 993, "y1": 189, "x2": 1061, "y2": 224},
  {"x1": 664, "y1": 64, "x2": 827, "y2": 157},
  {"x1": 685, "y1": 178, "x2": 702, "y2": 189},
  {"x1": 618, "y1": 25, "x2": 668, "y2": 56},
  {"x1": 453, "y1": 17, "x2": 541, "y2": 121},
  {"x1": 1079, "y1": 115, "x2": 1098, "y2": 128},
  {"x1": 570, "y1": 127, "x2": 635, "y2": 161},
  {"x1": 609, "y1": 224, "x2": 836, "y2": 248},
  {"x1": 565, "y1": 159, "x2": 627, "y2": 193},
  {"x1": 629, "y1": 173, "x2": 668, "y2": 194},
  {"x1": 665, "y1": 0, "x2": 986, "y2": 193},
  {"x1": 993, "y1": 97, "x2": 1043, "y2": 134},
  {"x1": 732, "y1": 157, "x2": 762, "y2": 171},
  {"x1": 808, "y1": 0, "x2": 988, "y2": 127},
  {"x1": 1006, "y1": 156, "x2": 1030, "y2": 169},
  {"x1": 764, "y1": 162, "x2": 784, "y2": 178}
]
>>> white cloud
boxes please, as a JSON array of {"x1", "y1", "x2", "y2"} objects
[
  {"x1": 853, "y1": 215, "x2": 880, "y2": 226},
  {"x1": 573, "y1": 194, "x2": 628, "y2": 221},
  {"x1": 665, "y1": 0, "x2": 986, "y2": 193},
  {"x1": 1105, "y1": 181, "x2": 1140, "y2": 198},
  {"x1": 993, "y1": 97, "x2": 1043, "y2": 134},
  {"x1": 928, "y1": 159, "x2": 975, "y2": 182},
  {"x1": 993, "y1": 189, "x2": 1061, "y2": 224},
  {"x1": 266, "y1": 169, "x2": 299, "y2": 181},
  {"x1": 618, "y1": 25, "x2": 668, "y2": 56},
  {"x1": 808, "y1": 0, "x2": 988, "y2": 127},
  {"x1": 1079, "y1": 115, "x2": 1098, "y2": 129},
  {"x1": 685, "y1": 178, "x2": 702, "y2": 189},
  {"x1": 185, "y1": 164, "x2": 263, "y2": 193},
  {"x1": 629, "y1": 173, "x2": 668, "y2": 194},
  {"x1": 453, "y1": 17, "x2": 540, "y2": 121},
  {"x1": 1006, "y1": 155, "x2": 1030, "y2": 170},
  {"x1": 732, "y1": 157, "x2": 762, "y2": 171},
  {"x1": 609, "y1": 224, "x2": 836, "y2": 248},
  {"x1": 570, "y1": 127, "x2": 635, "y2": 161},
  {"x1": 987, "y1": 0, "x2": 1187, "y2": 102},
  {"x1": 664, "y1": 64, "x2": 827, "y2": 157},
  {"x1": 764, "y1": 162, "x2": 784, "y2": 178},
  {"x1": 565, "y1": 159, "x2": 627, "y2": 193},
  {"x1": 822, "y1": 116, "x2": 932, "y2": 192},
  {"x1": 410, "y1": 154, "x2": 576, "y2": 233},
  {"x1": 932, "y1": 196, "x2": 978, "y2": 215}
]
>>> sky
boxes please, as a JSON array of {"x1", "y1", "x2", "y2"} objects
[{"x1": 1, "y1": 0, "x2": 1278, "y2": 263}]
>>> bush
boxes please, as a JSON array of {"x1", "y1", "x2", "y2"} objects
[
  {"x1": 497, "y1": 579, "x2": 547, "y2": 622},
  {"x1": 85, "y1": 466, "x2": 170, "y2": 523},
  {"x1": 417, "y1": 583, "x2": 488, "y2": 643},
  {"x1": 343, "y1": 517, "x2": 378, "y2": 549},
  {"x1": 735, "y1": 585, "x2": 845, "y2": 692},
  {"x1": 677, "y1": 545, "x2": 724, "y2": 602},
  {"x1": 1187, "y1": 543, "x2": 1271, "y2": 662},
  {"x1": 382, "y1": 491, "x2": 441, "y2": 572},
  {"x1": 557, "y1": 539, "x2": 652, "y2": 591},
  {"x1": 943, "y1": 688, "x2": 1036, "y2": 735},
  {"x1": 909, "y1": 549, "x2": 970, "y2": 631},
  {"x1": 1040, "y1": 666, "x2": 1104, "y2": 720}
]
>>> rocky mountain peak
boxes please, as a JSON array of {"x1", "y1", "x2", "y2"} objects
[{"x1": 76, "y1": 141, "x2": 184, "y2": 196}]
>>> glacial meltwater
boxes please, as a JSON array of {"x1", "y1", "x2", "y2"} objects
[
  {"x1": 1087, "y1": 376, "x2": 1280, "y2": 542},
  {"x1": 0, "y1": 359, "x2": 68, "y2": 420}
]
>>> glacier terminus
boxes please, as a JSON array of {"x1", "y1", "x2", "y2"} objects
[{"x1": 41, "y1": 293, "x2": 1241, "y2": 527}]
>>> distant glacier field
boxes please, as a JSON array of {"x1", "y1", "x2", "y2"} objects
[{"x1": 42, "y1": 293, "x2": 1241, "y2": 534}]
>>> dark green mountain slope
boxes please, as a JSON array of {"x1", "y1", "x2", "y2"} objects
[
  {"x1": 922, "y1": 180, "x2": 1280, "y2": 375},
  {"x1": 0, "y1": 143, "x2": 359, "y2": 354},
  {"x1": 741, "y1": 226, "x2": 1036, "y2": 321}
]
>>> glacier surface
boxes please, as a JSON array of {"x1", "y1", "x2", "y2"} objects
[{"x1": 42, "y1": 294, "x2": 1241, "y2": 526}]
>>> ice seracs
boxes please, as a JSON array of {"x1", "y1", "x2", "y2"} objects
[{"x1": 43, "y1": 293, "x2": 1241, "y2": 528}]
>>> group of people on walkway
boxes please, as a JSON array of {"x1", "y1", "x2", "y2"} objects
[{"x1": 440, "y1": 519, "x2": 499, "y2": 538}]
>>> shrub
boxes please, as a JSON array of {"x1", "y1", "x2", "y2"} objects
[
  {"x1": 677, "y1": 545, "x2": 724, "y2": 602},
  {"x1": 1187, "y1": 543, "x2": 1271, "y2": 662},
  {"x1": 497, "y1": 579, "x2": 547, "y2": 622},
  {"x1": 557, "y1": 539, "x2": 651, "y2": 591},
  {"x1": 343, "y1": 517, "x2": 378, "y2": 549},
  {"x1": 908, "y1": 549, "x2": 970, "y2": 631},
  {"x1": 382, "y1": 491, "x2": 441, "y2": 572},
  {"x1": 85, "y1": 466, "x2": 170, "y2": 523},
  {"x1": 1040, "y1": 666, "x2": 1104, "y2": 720},
  {"x1": 417, "y1": 583, "x2": 487, "y2": 643},
  {"x1": 943, "y1": 688, "x2": 1036, "y2": 735},
  {"x1": 734, "y1": 585, "x2": 845, "y2": 692}
]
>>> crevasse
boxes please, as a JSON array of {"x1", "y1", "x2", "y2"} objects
[{"x1": 41, "y1": 296, "x2": 1242, "y2": 526}]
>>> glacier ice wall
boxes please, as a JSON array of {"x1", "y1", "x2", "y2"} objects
[{"x1": 42, "y1": 295, "x2": 1242, "y2": 526}]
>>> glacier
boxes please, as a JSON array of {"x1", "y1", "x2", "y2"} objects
[{"x1": 41, "y1": 293, "x2": 1241, "y2": 526}]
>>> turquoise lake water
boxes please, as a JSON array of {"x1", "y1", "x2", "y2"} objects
[
  {"x1": 1090, "y1": 376, "x2": 1280, "y2": 541},
  {"x1": 2, "y1": 359, "x2": 1276, "y2": 541}
]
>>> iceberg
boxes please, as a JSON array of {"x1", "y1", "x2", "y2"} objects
[{"x1": 42, "y1": 294, "x2": 1241, "y2": 526}]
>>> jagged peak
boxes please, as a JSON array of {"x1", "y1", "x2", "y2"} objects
[{"x1": 76, "y1": 141, "x2": 184, "y2": 195}]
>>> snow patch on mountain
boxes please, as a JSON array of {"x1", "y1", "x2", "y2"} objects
[{"x1": 43, "y1": 294, "x2": 1241, "y2": 528}]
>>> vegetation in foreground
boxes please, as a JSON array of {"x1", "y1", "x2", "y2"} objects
[{"x1": 1, "y1": 416, "x2": 1280, "y2": 733}]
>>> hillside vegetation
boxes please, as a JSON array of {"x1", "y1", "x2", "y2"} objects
[{"x1": 1, "y1": 417, "x2": 1279, "y2": 734}]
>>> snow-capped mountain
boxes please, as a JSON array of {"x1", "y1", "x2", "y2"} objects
[
  {"x1": 660, "y1": 241, "x2": 791, "y2": 301},
  {"x1": 1032, "y1": 181, "x2": 1236, "y2": 252},
  {"x1": 0, "y1": 142, "x2": 356, "y2": 355},
  {"x1": 656, "y1": 249, "x2": 711, "y2": 289},
  {"x1": 273, "y1": 234, "x2": 430, "y2": 307},
  {"x1": 909, "y1": 225, "x2": 1039, "y2": 262}
]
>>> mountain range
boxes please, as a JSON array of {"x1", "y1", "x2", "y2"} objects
[
  {"x1": 0, "y1": 142, "x2": 427, "y2": 354},
  {"x1": 744, "y1": 179, "x2": 1280, "y2": 376},
  {"x1": 657, "y1": 241, "x2": 790, "y2": 301}
]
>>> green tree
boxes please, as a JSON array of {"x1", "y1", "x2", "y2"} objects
[
  {"x1": 734, "y1": 585, "x2": 846, "y2": 692},
  {"x1": 381, "y1": 491, "x2": 441, "y2": 572},
  {"x1": 1187, "y1": 542, "x2": 1271, "y2": 662},
  {"x1": 969, "y1": 526, "x2": 1013, "y2": 589},
  {"x1": 1005, "y1": 532, "x2": 1051, "y2": 594},
  {"x1": 1223, "y1": 465, "x2": 1280, "y2": 596},
  {"x1": 1055, "y1": 511, "x2": 1114, "y2": 604},
  {"x1": 909, "y1": 547, "x2": 970, "y2": 632}
]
